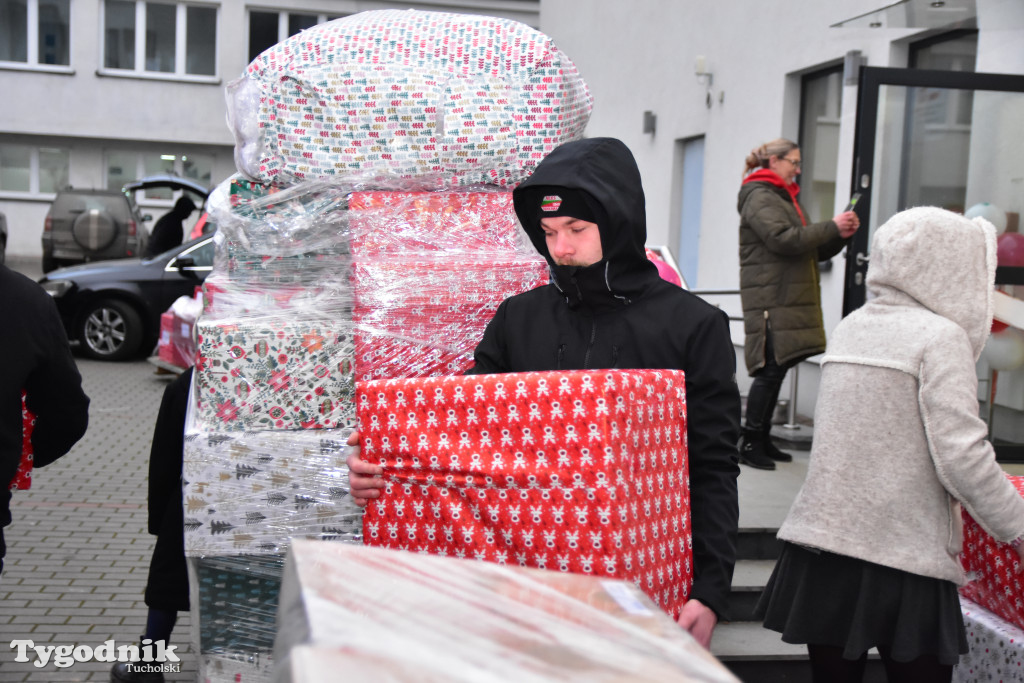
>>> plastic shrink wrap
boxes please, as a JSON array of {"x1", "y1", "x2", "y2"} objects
[
  {"x1": 226, "y1": 9, "x2": 592, "y2": 188},
  {"x1": 186, "y1": 8, "x2": 584, "y2": 680},
  {"x1": 273, "y1": 541, "x2": 738, "y2": 683}
]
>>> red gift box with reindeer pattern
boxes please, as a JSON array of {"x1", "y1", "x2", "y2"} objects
[
  {"x1": 960, "y1": 475, "x2": 1024, "y2": 629},
  {"x1": 356, "y1": 369, "x2": 692, "y2": 619}
]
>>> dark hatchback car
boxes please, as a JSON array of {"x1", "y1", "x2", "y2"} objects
[{"x1": 38, "y1": 235, "x2": 214, "y2": 361}]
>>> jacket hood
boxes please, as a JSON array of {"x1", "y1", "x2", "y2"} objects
[
  {"x1": 513, "y1": 138, "x2": 655, "y2": 295},
  {"x1": 866, "y1": 206, "x2": 997, "y2": 359}
]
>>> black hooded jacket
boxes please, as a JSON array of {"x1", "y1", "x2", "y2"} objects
[{"x1": 471, "y1": 137, "x2": 741, "y2": 618}]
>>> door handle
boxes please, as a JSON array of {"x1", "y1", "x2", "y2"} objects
[{"x1": 855, "y1": 252, "x2": 870, "y2": 267}]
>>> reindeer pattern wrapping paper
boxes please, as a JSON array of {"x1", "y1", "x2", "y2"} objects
[
  {"x1": 357, "y1": 369, "x2": 692, "y2": 618},
  {"x1": 960, "y1": 475, "x2": 1024, "y2": 630}
]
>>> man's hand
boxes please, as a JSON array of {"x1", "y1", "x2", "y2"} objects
[
  {"x1": 345, "y1": 430, "x2": 384, "y2": 507},
  {"x1": 676, "y1": 599, "x2": 718, "y2": 649}
]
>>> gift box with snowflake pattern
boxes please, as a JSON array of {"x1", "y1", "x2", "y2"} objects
[{"x1": 356, "y1": 369, "x2": 692, "y2": 618}]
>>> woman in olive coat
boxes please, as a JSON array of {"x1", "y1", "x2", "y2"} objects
[{"x1": 737, "y1": 138, "x2": 859, "y2": 470}]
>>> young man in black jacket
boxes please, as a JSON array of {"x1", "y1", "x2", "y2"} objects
[
  {"x1": 1, "y1": 263, "x2": 90, "y2": 575},
  {"x1": 349, "y1": 137, "x2": 741, "y2": 647}
]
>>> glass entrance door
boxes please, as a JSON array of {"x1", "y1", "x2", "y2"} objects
[{"x1": 845, "y1": 66, "x2": 1024, "y2": 460}]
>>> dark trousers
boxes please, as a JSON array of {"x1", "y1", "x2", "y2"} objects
[{"x1": 745, "y1": 327, "x2": 795, "y2": 433}]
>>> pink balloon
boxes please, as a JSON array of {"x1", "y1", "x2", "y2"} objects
[{"x1": 997, "y1": 233, "x2": 1024, "y2": 267}]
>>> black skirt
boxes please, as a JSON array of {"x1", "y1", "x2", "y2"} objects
[{"x1": 756, "y1": 542, "x2": 968, "y2": 665}]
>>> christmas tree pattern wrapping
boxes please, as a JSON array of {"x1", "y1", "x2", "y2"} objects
[
  {"x1": 228, "y1": 9, "x2": 592, "y2": 187},
  {"x1": 193, "y1": 317, "x2": 357, "y2": 432},
  {"x1": 960, "y1": 474, "x2": 1024, "y2": 629},
  {"x1": 275, "y1": 541, "x2": 738, "y2": 682},
  {"x1": 182, "y1": 428, "x2": 362, "y2": 557},
  {"x1": 357, "y1": 369, "x2": 692, "y2": 619}
]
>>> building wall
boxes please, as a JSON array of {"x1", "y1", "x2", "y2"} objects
[
  {"x1": 538, "y1": 0, "x2": 1024, "y2": 413},
  {"x1": 0, "y1": 0, "x2": 539, "y2": 259}
]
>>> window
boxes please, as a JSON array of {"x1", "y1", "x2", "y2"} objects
[
  {"x1": 0, "y1": 0, "x2": 70, "y2": 67},
  {"x1": 105, "y1": 149, "x2": 213, "y2": 199},
  {"x1": 248, "y1": 10, "x2": 347, "y2": 62},
  {"x1": 0, "y1": 141, "x2": 69, "y2": 195},
  {"x1": 798, "y1": 66, "x2": 844, "y2": 224},
  {"x1": 103, "y1": 0, "x2": 217, "y2": 78}
]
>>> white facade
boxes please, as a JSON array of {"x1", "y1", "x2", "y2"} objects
[
  {"x1": 537, "y1": 0, "x2": 1024, "y2": 413},
  {"x1": 0, "y1": 0, "x2": 539, "y2": 257}
]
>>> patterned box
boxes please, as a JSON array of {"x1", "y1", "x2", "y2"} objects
[
  {"x1": 182, "y1": 428, "x2": 363, "y2": 557},
  {"x1": 356, "y1": 370, "x2": 692, "y2": 618},
  {"x1": 348, "y1": 191, "x2": 521, "y2": 255},
  {"x1": 189, "y1": 555, "x2": 282, "y2": 683},
  {"x1": 352, "y1": 258, "x2": 547, "y2": 382},
  {"x1": 158, "y1": 310, "x2": 196, "y2": 369},
  {"x1": 194, "y1": 318, "x2": 357, "y2": 431},
  {"x1": 9, "y1": 392, "x2": 33, "y2": 490},
  {"x1": 955, "y1": 596, "x2": 1024, "y2": 682},
  {"x1": 275, "y1": 542, "x2": 736, "y2": 682},
  {"x1": 960, "y1": 475, "x2": 1024, "y2": 629},
  {"x1": 228, "y1": 9, "x2": 592, "y2": 187}
]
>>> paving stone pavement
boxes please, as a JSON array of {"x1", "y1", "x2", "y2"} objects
[{"x1": 0, "y1": 355, "x2": 197, "y2": 681}]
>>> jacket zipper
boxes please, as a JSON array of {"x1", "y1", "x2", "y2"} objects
[
  {"x1": 557, "y1": 344, "x2": 566, "y2": 370},
  {"x1": 583, "y1": 319, "x2": 597, "y2": 369}
]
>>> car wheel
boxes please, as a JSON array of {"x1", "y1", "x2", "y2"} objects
[
  {"x1": 71, "y1": 209, "x2": 117, "y2": 252},
  {"x1": 77, "y1": 299, "x2": 143, "y2": 361}
]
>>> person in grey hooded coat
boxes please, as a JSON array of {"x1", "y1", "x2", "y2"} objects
[{"x1": 757, "y1": 207, "x2": 1024, "y2": 682}]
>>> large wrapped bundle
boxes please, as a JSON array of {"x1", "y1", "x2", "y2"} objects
[
  {"x1": 227, "y1": 9, "x2": 592, "y2": 188},
  {"x1": 357, "y1": 370, "x2": 692, "y2": 618},
  {"x1": 959, "y1": 475, "x2": 1024, "y2": 629},
  {"x1": 956, "y1": 596, "x2": 1024, "y2": 682},
  {"x1": 274, "y1": 541, "x2": 738, "y2": 683}
]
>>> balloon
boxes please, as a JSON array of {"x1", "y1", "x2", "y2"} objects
[
  {"x1": 646, "y1": 248, "x2": 683, "y2": 287},
  {"x1": 983, "y1": 327, "x2": 1024, "y2": 371},
  {"x1": 997, "y1": 233, "x2": 1024, "y2": 267},
  {"x1": 966, "y1": 203, "x2": 1008, "y2": 235}
]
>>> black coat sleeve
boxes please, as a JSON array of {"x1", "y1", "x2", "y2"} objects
[
  {"x1": 683, "y1": 307, "x2": 741, "y2": 619},
  {"x1": 147, "y1": 368, "x2": 192, "y2": 536},
  {"x1": 25, "y1": 293, "x2": 89, "y2": 468},
  {"x1": 466, "y1": 299, "x2": 510, "y2": 375}
]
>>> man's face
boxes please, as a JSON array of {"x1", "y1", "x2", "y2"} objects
[{"x1": 541, "y1": 216, "x2": 603, "y2": 267}]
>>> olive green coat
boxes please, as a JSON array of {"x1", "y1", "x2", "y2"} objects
[{"x1": 737, "y1": 181, "x2": 849, "y2": 375}]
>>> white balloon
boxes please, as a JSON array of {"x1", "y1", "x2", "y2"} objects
[
  {"x1": 965, "y1": 203, "x2": 1008, "y2": 236},
  {"x1": 983, "y1": 326, "x2": 1024, "y2": 371}
]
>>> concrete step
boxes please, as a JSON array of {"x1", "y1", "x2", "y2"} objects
[
  {"x1": 728, "y1": 558, "x2": 775, "y2": 622},
  {"x1": 712, "y1": 622, "x2": 886, "y2": 683},
  {"x1": 736, "y1": 528, "x2": 783, "y2": 562}
]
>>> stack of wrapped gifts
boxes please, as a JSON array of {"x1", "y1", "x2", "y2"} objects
[{"x1": 184, "y1": 8, "x2": 591, "y2": 682}]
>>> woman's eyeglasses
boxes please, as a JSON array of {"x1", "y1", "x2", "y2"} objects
[{"x1": 781, "y1": 157, "x2": 802, "y2": 169}]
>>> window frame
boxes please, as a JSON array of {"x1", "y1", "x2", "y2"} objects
[
  {"x1": 0, "y1": 0, "x2": 73, "y2": 74},
  {"x1": 0, "y1": 140, "x2": 70, "y2": 199},
  {"x1": 247, "y1": 8, "x2": 346, "y2": 63},
  {"x1": 98, "y1": 0, "x2": 220, "y2": 83}
]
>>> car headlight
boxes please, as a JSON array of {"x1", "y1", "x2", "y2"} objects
[{"x1": 41, "y1": 280, "x2": 74, "y2": 298}]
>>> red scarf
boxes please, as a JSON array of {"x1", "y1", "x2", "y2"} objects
[{"x1": 743, "y1": 169, "x2": 806, "y2": 226}]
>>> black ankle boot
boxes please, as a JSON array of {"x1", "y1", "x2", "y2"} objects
[
  {"x1": 764, "y1": 436, "x2": 793, "y2": 462},
  {"x1": 738, "y1": 429, "x2": 776, "y2": 470}
]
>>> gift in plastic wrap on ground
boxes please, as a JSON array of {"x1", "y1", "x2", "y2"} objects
[
  {"x1": 273, "y1": 541, "x2": 737, "y2": 683},
  {"x1": 954, "y1": 596, "x2": 1024, "y2": 682},
  {"x1": 357, "y1": 369, "x2": 692, "y2": 619}
]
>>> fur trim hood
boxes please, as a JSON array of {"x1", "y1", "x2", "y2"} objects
[{"x1": 865, "y1": 206, "x2": 997, "y2": 360}]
